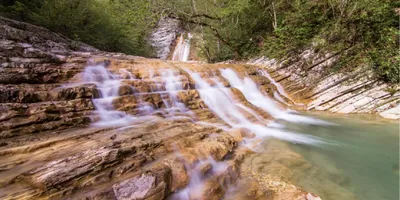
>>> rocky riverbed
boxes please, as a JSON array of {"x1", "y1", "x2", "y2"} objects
[{"x1": 0, "y1": 16, "x2": 329, "y2": 200}]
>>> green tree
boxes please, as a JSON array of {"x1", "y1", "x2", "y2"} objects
[{"x1": 1, "y1": 0, "x2": 157, "y2": 56}]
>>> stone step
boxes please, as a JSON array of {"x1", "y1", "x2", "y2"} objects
[
  {"x1": 0, "y1": 83, "x2": 99, "y2": 103},
  {"x1": 0, "y1": 99, "x2": 94, "y2": 138}
]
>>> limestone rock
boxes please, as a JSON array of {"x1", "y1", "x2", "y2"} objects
[
  {"x1": 0, "y1": 16, "x2": 324, "y2": 200},
  {"x1": 113, "y1": 170, "x2": 169, "y2": 200},
  {"x1": 246, "y1": 53, "x2": 400, "y2": 119},
  {"x1": 24, "y1": 148, "x2": 120, "y2": 189},
  {"x1": 162, "y1": 159, "x2": 189, "y2": 192},
  {"x1": 150, "y1": 18, "x2": 183, "y2": 59}
]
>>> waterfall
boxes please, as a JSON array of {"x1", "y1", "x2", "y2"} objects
[
  {"x1": 159, "y1": 69, "x2": 194, "y2": 119},
  {"x1": 161, "y1": 69, "x2": 188, "y2": 113},
  {"x1": 184, "y1": 68, "x2": 322, "y2": 144},
  {"x1": 68, "y1": 63, "x2": 330, "y2": 199},
  {"x1": 169, "y1": 156, "x2": 229, "y2": 200},
  {"x1": 76, "y1": 63, "x2": 327, "y2": 142},
  {"x1": 70, "y1": 63, "x2": 198, "y2": 127},
  {"x1": 257, "y1": 69, "x2": 291, "y2": 100},
  {"x1": 220, "y1": 68, "x2": 332, "y2": 125},
  {"x1": 79, "y1": 63, "x2": 137, "y2": 127},
  {"x1": 71, "y1": 61, "x2": 329, "y2": 133},
  {"x1": 172, "y1": 33, "x2": 192, "y2": 62}
]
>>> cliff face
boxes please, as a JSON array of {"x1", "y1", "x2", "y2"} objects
[
  {"x1": 247, "y1": 50, "x2": 400, "y2": 119},
  {"x1": 150, "y1": 18, "x2": 183, "y2": 59},
  {"x1": 0, "y1": 17, "x2": 317, "y2": 200}
]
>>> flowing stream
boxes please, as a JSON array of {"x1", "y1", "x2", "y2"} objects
[{"x1": 72, "y1": 63, "x2": 398, "y2": 200}]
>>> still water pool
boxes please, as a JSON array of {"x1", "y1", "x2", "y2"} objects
[{"x1": 253, "y1": 113, "x2": 399, "y2": 200}]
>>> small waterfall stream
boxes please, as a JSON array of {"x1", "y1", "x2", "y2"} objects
[
  {"x1": 172, "y1": 33, "x2": 192, "y2": 62},
  {"x1": 80, "y1": 63, "x2": 136, "y2": 126},
  {"x1": 257, "y1": 69, "x2": 291, "y2": 100},
  {"x1": 169, "y1": 156, "x2": 229, "y2": 200}
]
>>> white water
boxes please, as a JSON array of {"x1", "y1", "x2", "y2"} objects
[
  {"x1": 161, "y1": 69, "x2": 188, "y2": 113},
  {"x1": 184, "y1": 68, "x2": 322, "y2": 145},
  {"x1": 74, "y1": 62, "x2": 328, "y2": 135},
  {"x1": 172, "y1": 33, "x2": 192, "y2": 62},
  {"x1": 274, "y1": 91, "x2": 288, "y2": 105},
  {"x1": 80, "y1": 63, "x2": 138, "y2": 126},
  {"x1": 220, "y1": 68, "x2": 331, "y2": 125},
  {"x1": 169, "y1": 156, "x2": 229, "y2": 200},
  {"x1": 71, "y1": 63, "x2": 335, "y2": 199},
  {"x1": 257, "y1": 69, "x2": 290, "y2": 100},
  {"x1": 73, "y1": 64, "x2": 198, "y2": 127}
]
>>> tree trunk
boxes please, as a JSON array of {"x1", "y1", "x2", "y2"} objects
[{"x1": 272, "y1": 2, "x2": 277, "y2": 30}]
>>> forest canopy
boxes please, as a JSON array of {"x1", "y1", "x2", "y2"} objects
[{"x1": 1, "y1": 0, "x2": 398, "y2": 83}]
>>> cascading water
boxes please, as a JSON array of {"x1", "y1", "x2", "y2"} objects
[
  {"x1": 79, "y1": 63, "x2": 137, "y2": 127},
  {"x1": 71, "y1": 63, "x2": 199, "y2": 128},
  {"x1": 220, "y1": 68, "x2": 332, "y2": 125},
  {"x1": 257, "y1": 69, "x2": 291, "y2": 100},
  {"x1": 71, "y1": 63, "x2": 332, "y2": 199},
  {"x1": 73, "y1": 62, "x2": 330, "y2": 149},
  {"x1": 172, "y1": 33, "x2": 192, "y2": 62},
  {"x1": 146, "y1": 69, "x2": 194, "y2": 120},
  {"x1": 161, "y1": 69, "x2": 189, "y2": 113},
  {"x1": 274, "y1": 91, "x2": 288, "y2": 105},
  {"x1": 169, "y1": 156, "x2": 229, "y2": 200},
  {"x1": 184, "y1": 68, "x2": 323, "y2": 145}
]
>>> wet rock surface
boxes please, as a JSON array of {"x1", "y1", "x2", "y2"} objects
[
  {"x1": 1, "y1": 17, "x2": 316, "y2": 200},
  {"x1": 246, "y1": 53, "x2": 400, "y2": 119}
]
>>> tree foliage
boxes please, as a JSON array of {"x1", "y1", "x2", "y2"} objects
[
  {"x1": 1, "y1": 0, "x2": 398, "y2": 83},
  {"x1": 154, "y1": 0, "x2": 399, "y2": 83},
  {"x1": 1, "y1": 0, "x2": 157, "y2": 56}
]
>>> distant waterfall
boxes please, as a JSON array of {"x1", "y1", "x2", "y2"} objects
[{"x1": 172, "y1": 33, "x2": 192, "y2": 62}]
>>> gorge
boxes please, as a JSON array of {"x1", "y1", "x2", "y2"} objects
[{"x1": 0, "y1": 15, "x2": 399, "y2": 200}]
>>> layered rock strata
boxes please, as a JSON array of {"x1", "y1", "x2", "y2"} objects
[
  {"x1": 246, "y1": 52, "x2": 400, "y2": 119},
  {"x1": 0, "y1": 17, "x2": 314, "y2": 200},
  {"x1": 150, "y1": 18, "x2": 183, "y2": 59}
]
